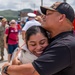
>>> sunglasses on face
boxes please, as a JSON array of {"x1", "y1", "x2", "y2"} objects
[{"x1": 11, "y1": 22, "x2": 16, "y2": 24}]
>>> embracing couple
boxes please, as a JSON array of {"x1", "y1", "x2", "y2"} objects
[{"x1": 2, "y1": 1, "x2": 75, "y2": 75}]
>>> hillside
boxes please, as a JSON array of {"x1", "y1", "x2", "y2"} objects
[
  {"x1": 0, "y1": 10, "x2": 19, "y2": 17},
  {"x1": 0, "y1": 9, "x2": 33, "y2": 21},
  {"x1": 0, "y1": 10, "x2": 19, "y2": 20}
]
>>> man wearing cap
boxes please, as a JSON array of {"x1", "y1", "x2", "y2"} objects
[
  {"x1": 2, "y1": 2, "x2": 75, "y2": 75},
  {"x1": 0, "y1": 18, "x2": 8, "y2": 61},
  {"x1": 22, "y1": 12, "x2": 41, "y2": 41}
]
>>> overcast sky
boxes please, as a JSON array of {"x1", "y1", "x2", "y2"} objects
[{"x1": 0, "y1": 0, "x2": 75, "y2": 11}]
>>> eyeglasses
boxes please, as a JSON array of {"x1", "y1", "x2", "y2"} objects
[{"x1": 11, "y1": 22, "x2": 16, "y2": 24}]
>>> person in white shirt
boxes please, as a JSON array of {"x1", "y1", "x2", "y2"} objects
[{"x1": 22, "y1": 13, "x2": 41, "y2": 41}]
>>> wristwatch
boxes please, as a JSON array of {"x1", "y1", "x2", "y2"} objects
[{"x1": 2, "y1": 65, "x2": 9, "y2": 75}]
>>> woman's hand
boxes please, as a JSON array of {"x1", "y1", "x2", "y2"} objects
[{"x1": 4, "y1": 43, "x2": 8, "y2": 49}]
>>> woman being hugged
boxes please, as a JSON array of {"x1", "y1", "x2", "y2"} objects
[{"x1": 12, "y1": 26, "x2": 49, "y2": 65}]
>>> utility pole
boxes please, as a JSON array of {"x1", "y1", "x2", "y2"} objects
[
  {"x1": 33, "y1": 3, "x2": 35, "y2": 10},
  {"x1": 41, "y1": 0, "x2": 43, "y2": 6},
  {"x1": 64, "y1": 0, "x2": 66, "y2": 2}
]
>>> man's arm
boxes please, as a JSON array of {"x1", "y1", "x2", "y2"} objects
[
  {"x1": 22, "y1": 30, "x2": 26, "y2": 41},
  {"x1": 2, "y1": 63, "x2": 39, "y2": 75},
  {"x1": 22, "y1": 22, "x2": 30, "y2": 41},
  {"x1": 21, "y1": 22, "x2": 28, "y2": 41}
]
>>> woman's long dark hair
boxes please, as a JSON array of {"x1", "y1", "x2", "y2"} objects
[{"x1": 25, "y1": 26, "x2": 50, "y2": 47}]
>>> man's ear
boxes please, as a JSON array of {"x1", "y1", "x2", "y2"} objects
[{"x1": 59, "y1": 14, "x2": 66, "y2": 22}]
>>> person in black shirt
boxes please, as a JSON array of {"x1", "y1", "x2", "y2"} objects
[{"x1": 2, "y1": 2, "x2": 75, "y2": 75}]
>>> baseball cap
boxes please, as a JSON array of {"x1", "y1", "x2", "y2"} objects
[
  {"x1": 10, "y1": 19, "x2": 16, "y2": 24},
  {"x1": 27, "y1": 13, "x2": 36, "y2": 18},
  {"x1": 40, "y1": 2, "x2": 74, "y2": 22}
]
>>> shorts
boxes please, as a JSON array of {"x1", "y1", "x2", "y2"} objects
[{"x1": 8, "y1": 43, "x2": 18, "y2": 54}]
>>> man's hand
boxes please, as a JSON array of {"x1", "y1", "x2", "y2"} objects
[{"x1": 1, "y1": 62, "x2": 10, "y2": 75}]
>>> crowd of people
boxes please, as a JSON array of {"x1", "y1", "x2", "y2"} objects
[
  {"x1": 0, "y1": 1, "x2": 75, "y2": 75},
  {"x1": 0, "y1": 12, "x2": 42, "y2": 62}
]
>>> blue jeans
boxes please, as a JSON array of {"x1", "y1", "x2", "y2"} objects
[{"x1": 8, "y1": 43, "x2": 18, "y2": 54}]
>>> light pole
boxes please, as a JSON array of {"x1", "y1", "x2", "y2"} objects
[
  {"x1": 33, "y1": 3, "x2": 35, "y2": 10},
  {"x1": 41, "y1": 0, "x2": 43, "y2": 6}
]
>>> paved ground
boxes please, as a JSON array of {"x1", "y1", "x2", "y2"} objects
[{"x1": 0, "y1": 34, "x2": 24, "y2": 75}]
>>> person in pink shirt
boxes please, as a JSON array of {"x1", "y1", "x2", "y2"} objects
[
  {"x1": 73, "y1": 16, "x2": 75, "y2": 35},
  {"x1": 4, "y1": 19, "x2": 19, "y2": 62}
]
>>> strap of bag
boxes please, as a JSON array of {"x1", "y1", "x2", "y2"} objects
[
  {"x1": 8, "y1": 27, "x2": 10, "y2": 37},
  {"x1": 18, "y1": 43, "x2": 26, "y2": 52},
  {"x1": 13, "y1": 43, "x2": 26, "y2": 57},
  {"x1": 6, "y1": 27, "x2": 10, "y2": 43}
]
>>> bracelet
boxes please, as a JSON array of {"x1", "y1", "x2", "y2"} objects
[{"x1": 2, "y1": 65, "x2": 9, "y2": 75}]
